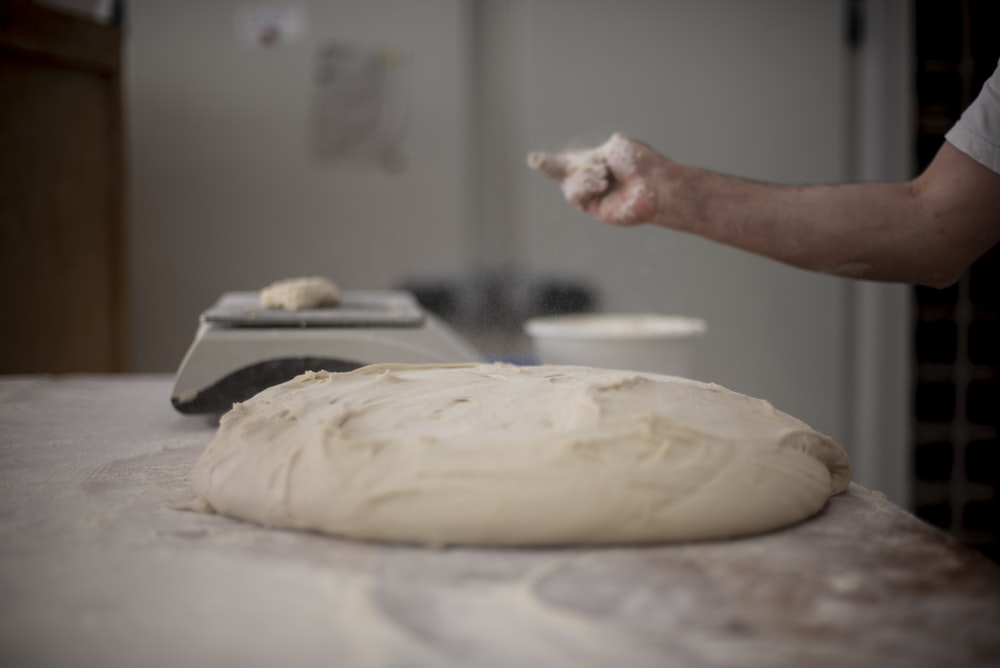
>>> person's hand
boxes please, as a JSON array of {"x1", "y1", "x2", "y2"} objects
[{"x1": 527, "y1": 132, "x2": 668, "y2": 226}]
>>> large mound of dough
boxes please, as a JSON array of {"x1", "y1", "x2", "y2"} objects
[{"x1": 192, "y1": 363, "x2": 850, "y2": 546}]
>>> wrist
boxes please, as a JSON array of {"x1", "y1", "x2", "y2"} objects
[{"x1": 651, "y1": 161, "x2": 703, "y2": 232}]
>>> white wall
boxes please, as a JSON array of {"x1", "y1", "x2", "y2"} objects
[
  {"x1": 128, "y1": 0, "x2": 856, "y2": 444},
  {"x1": 128, "y1": 0, "x2": 475, "y2": 371},
  {"x1": 848, "y1": 0, "x2": 913, "y2": 505}
]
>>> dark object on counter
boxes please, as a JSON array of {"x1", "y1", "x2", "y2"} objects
[
  {"x1": 402, "y1": 272, "x2": 597, "y2": 324},
  {"x1": 171, "y1": 357, "x2": 362, "y2": 414}
]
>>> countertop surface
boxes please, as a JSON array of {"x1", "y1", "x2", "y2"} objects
[{"x1": 2, "y1": 375, "x2": 999, "y2": 668}]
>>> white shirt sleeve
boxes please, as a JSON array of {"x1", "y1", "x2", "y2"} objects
[{"x1": 945, "y1": 59, "x2": 1000, "y2": 174}]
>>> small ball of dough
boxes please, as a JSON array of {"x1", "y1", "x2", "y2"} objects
[{"x1": 260, "y1": 276, "x2": 341, "y2": 311}]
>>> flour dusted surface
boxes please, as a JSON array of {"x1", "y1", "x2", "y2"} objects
[{"x1": 192, "y1": 363, "x2": 850, "y2": 546}]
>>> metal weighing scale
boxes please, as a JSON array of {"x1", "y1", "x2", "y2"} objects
[{"x1": 171, "y1": 290, "x2": 482, "y2": 413}]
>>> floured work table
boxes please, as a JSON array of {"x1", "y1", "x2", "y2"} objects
[{"x1": 1, "y1": 375, "x2": 999, "y2": 668}]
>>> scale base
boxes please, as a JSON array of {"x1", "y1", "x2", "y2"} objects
[{"x1": 171, "y1": 290, "x2": 482, "y2": 414}]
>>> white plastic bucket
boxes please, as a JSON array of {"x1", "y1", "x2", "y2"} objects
[{"x1": 524, "y1": 313, "x2": 706, "y2": 378}]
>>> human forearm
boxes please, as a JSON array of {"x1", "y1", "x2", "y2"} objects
[
  {"x1": 529, "y1": 135, "x2": 1000, "y2": 288},
  {"x1": 657, "y1": 166, "x2": 942, "y2": 284}
]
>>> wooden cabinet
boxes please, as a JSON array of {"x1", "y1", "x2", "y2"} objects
[{"x1": 0, "y1": 1, "x2": 127, "y2": 372}]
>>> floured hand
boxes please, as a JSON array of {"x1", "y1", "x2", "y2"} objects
[{"x1": 527, "y1": 132, "x2": 666, "y2": 226}]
